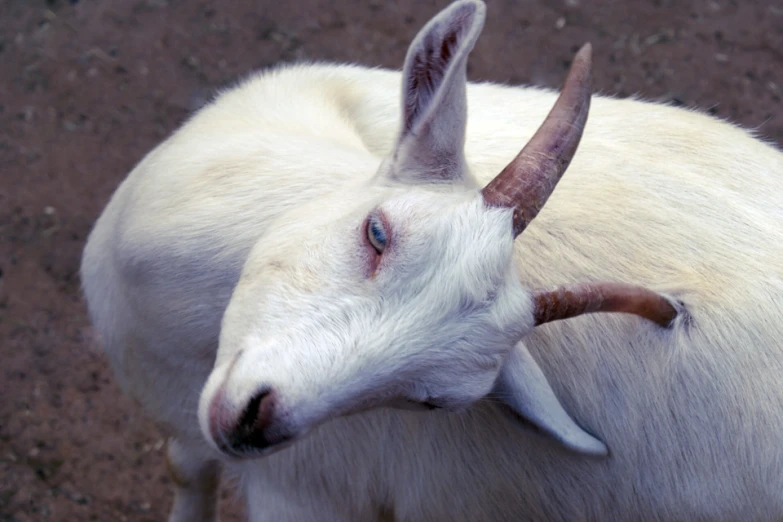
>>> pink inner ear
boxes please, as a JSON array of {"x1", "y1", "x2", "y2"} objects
[
  {"x1": 404, "y1": 33, "x2": 456, "y2": 131},
  {"x1": 402, "y1": 1, "x2": 478, "y2": 133}
]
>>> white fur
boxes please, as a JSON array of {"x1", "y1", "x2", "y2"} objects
[{"x1": 81, "y1": 1, "x2": 783, "y2": 520}]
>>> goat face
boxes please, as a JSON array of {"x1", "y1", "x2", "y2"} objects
[
  {"x1": 197, "y1": 0, "x2": 671, "y2": 459},
  {"x1": 199, "y1": 183, "x2": 533, "y2": 456}
]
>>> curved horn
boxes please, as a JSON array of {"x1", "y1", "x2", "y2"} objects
[
  {"x1": 533, "y1": 282, "x2": 680, "y2": 328},
  {"x1": 482, "y1": 43, "x2": 593, "y2": 236}
]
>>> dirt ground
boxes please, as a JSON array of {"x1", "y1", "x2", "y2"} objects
[{"x1": 1, "y1": 0, "x2": 782, "y2": 520}]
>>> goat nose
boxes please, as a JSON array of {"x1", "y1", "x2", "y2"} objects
[
  {"x1": 208, "y1": 388, "x2": 279, "y2": 455},
  {"x1": 234, "y1": 388, "x2": 276, "y2": 441}
]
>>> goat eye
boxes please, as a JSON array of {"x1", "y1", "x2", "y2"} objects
[{"x1": 366, "y1": 215, "x2": 387, "y2": 254}]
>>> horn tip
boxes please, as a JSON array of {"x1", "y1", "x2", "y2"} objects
[
  {"x1": 571, "y1": 42, "x2": 593, "y2": 93},
  {"x1": 576, "y1": 42, "x2": 593, "y2": 62}
]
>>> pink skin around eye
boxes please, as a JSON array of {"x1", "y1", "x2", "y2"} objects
[{"x1": 362, "y1": 210, "x2": 392, "y2": 278}]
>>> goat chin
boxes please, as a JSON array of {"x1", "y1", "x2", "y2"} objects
[{"x1": 80, "y1": 0, "x2": 783, "y2": 521}]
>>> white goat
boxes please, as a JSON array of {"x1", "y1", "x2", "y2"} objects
[{"x1": 81, "y1": 0, "x2": 783, "y2": 520}]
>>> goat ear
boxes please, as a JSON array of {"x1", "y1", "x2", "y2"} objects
[
  {"x1": 385, "y1": 0, "x2": 485, "y2": 185},
  {"x1": 492, "y1": 342, "x2": 609, "y2": 456}
]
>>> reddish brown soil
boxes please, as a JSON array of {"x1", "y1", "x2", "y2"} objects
[{"x1": 1, "y1": 0, "x2": 781, "y2": 520}]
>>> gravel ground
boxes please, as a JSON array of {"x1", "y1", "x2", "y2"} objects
[{"x1": 1, "y1": 0, "x2": 781, "y2": 520}]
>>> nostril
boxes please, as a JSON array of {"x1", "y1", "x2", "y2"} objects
[{"x1": 235, "y1": 388, "x2": 276, "y2": 439}]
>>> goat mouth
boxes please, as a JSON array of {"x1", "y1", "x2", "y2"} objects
[{"x1": 214, "y1": 431, "x2": 296, "y2": 460}]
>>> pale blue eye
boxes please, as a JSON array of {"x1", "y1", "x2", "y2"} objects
[{"x1": 367, "y1": 216, "x2": 387, "y2": 253}]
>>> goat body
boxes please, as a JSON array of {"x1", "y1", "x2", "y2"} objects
[{"x1": 81, "y1": 1, "x2": 783, "y2": 521}]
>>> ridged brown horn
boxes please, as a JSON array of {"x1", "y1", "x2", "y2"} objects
[
  {"x1": 482, "y1": 43, "x2": 593, "y2": 236},
  {"x1": 533, "y1": 282, "x2": 680, "y2": 328}
]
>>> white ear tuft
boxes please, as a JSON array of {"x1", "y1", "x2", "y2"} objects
[
  {"x1": 492, "y1": 342, "x2": 609, "y2": 457},
  {"x1": 386, "y1": 0, "x2": 486, "y2": 185}
]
